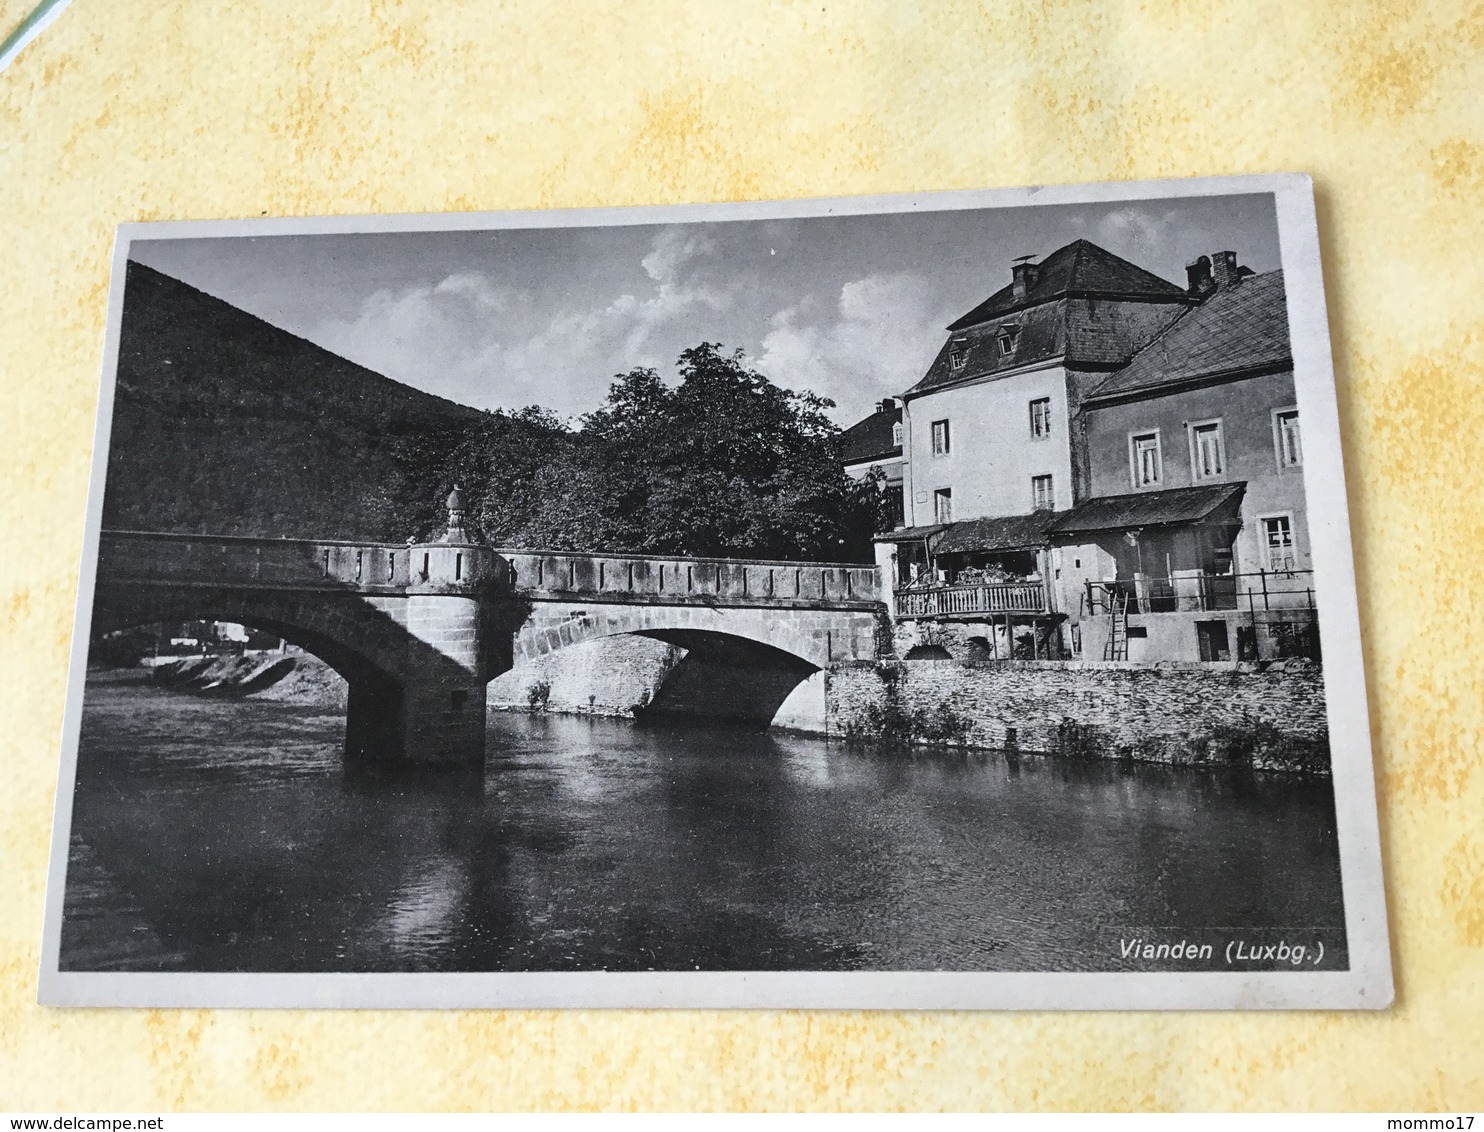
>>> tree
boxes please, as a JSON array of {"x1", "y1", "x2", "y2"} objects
[
  {"x1": 555, "y1": 344, "x2": 878, "y2": 560},
  {"x1": 388, "y1": 405, "x2": 573, "y2": 544},
  {"x1": 402, "y1": 343, "x2": 881, "y2": 562}
]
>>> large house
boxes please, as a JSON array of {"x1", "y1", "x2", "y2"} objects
[{"x1": 855, "y1": 240, "x2": 1314, "y2": 664}]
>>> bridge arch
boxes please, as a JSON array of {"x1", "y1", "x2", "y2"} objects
[
  {"x1": 93, "y1": 585, "x2": 407, "y2": 682},
  {"x1": 630, "y1": 628, "x2": 821, "y2": 728},
  {"x1": 91, "y1": 584, "x2": 457, "y2": 761},
  {"x1": 511, "y1": 601, "x2": 878, "y2": 672},
  {"x1": 504, "y1": 602, "x2": 880, "y2": 728}
]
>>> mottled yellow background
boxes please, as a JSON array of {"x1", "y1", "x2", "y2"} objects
[{"x1": 1, "y1": 0, "x2": 1480, "y2": 1111}]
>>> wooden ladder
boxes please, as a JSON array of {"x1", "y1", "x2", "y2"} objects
[{"x1": 1103, "y1": 589, "x2": 1130, "y2": 661}]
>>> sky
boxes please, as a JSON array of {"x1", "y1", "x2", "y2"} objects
[{"x1": 130, "y1": 193, "x2": 1281, "y2": 427}]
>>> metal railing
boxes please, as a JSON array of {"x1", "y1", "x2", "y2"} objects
[
  {"x1": 894, "y1": 580, "x2": 1047, "y2": 617},
  {"x1": 1083, "y1": 570, "x2": 1316, "y2": 616}
]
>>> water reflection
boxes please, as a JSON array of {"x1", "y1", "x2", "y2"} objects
[{"x1": 61, "y1": 679, "x2": 1348, "y2": 973}]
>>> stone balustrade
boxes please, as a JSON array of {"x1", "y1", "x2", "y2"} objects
[
  {"x1": 96, "y1": 530, "x2": 499, "y2": 593},
  {"x1": 497, "y1": 549, "x2": 880, "y2": 608}
]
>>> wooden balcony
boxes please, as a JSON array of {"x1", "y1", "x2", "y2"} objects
[{"x1": 894, "y1": 581, "x2": 1048, "y2": 618}]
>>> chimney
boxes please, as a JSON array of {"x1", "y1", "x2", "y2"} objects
[
  {"x1": 1011, "y1": 256, "x2": 1040, "y2": 303},
  {"x1": 1210, "y1": 249, "x2": 1242, "y2": 291},
  {"x1": 1185, "y1": 255, "x2": 1213, "y2": 296}
]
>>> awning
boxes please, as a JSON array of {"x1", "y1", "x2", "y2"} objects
[
  {"x1": 1049, "y1": 481, "x2": 1246, "y2": 536},
  {"x1": 874, "y1": 513, "x2": 1063, "y2": 556},
  {"x1": 932, "y1": 512, "x2": 1064, "y2": 555},
  {"x1": 873, "y1": 523, "x2": 953, "y2": 544}
]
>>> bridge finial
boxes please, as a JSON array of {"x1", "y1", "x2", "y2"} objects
[{"x1": 442, "y1": 484, "x2": 468, "y2": 544}]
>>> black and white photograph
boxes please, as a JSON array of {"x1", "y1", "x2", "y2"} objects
[{"x1": 40, "y1": 175, "x2": 1390, "y2": 1010}]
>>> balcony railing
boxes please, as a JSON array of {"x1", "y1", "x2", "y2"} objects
[{"x1": 894, "y1": 580, "x2": 1047, "y2": 618}]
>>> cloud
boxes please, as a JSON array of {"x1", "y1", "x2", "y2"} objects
[
  {"x1": 312, "y1": 271, "x2": 524, "y2": 407},
  {"x1": 432, "y1": 272, "x2": 510, "y2": 309},
  {"x1": 619, "y1": 228, "x2": 729, "y2": 358},
  {"x1": 640, "y1": 228, "x2": 715, "y2": 284},
  {"x1": 756, "y1": 271, "x2": 947, "y2": 423},
  {"x1": 1090, "y1": 205, "x2": 1234, "y2": 277},
  {"x1": 1095, "y1": 206, "x2": 1187, "y2": 253},
  {"x1": 312, "y1": 228, "x2": 740, "y2": 416}
]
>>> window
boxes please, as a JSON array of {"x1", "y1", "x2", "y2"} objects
[
  {"x1": 1130, "y1": 431, "x2": 1162, "y2": 487},
  {"x1": 933, "y1": 488, "x2": 953, "y2": 523},
  {"x1": 884, "y1": 485, "x2": 905, "y2": 528},
  {"x1": 948, "y1": 338, "x2": 968, "y2": 371},
  {"x1": 1274, "y1": 408, "x2": 1302, "y2": 468},
  {"x1": 1032, "y1": 474, "x2": 1054, "y2": 511},
  {"x1": 1190, "y1": 420, "x2": 1225, "y2": 480},
  {"x1": 997, "y1": 325, "x2": 1021, "y2": 357},
  {"x1": 931, "y1": 418, "x2": 951, "y2": 456},
  {"x1": 891, "y1": 421, "x2": 903, "y2": 448},
  {"x1": 1261, "y1": 515, "x2": 1296, "y2": 572},
  {"x1": 1029, "y1": 397, "x2": 1052, "y2": 439}
]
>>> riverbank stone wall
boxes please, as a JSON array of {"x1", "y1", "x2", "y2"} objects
[{"x1": 824, "y1": 658, "x2": 1330, "y2": 773}]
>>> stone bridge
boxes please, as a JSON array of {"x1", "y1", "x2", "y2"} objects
[{"x1": 89, "y1": 497, "x2": 883, "y2": 765}]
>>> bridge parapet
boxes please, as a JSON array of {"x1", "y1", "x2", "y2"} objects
[
  {"x1": 97, "y1": 531, "x2": 500, "y2": 595},
  {"x1": 497, "y1": 549, "x2": 880, "y2": 608},
  {"x1": 97, "y1": 533, "x2": 879, "y2": 608}
]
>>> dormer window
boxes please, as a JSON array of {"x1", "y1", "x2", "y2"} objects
[
  {"x1": 948, "y1": 338, "x2": 969, "y2": 371},
  {"x1": 891, "y1": 421, "x2": 903, "y2": 447},
  {"x1": 997, "y1": 325, "x2": 1022, "y2": 357}
]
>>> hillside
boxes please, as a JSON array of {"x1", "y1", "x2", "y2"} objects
[{"x1": 100, "y1": 261, "x2": 488, "y2": 541}]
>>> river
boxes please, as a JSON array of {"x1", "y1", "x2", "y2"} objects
[{"x1": 60, "y1": 675, "x2": 1348, "y2": 973}]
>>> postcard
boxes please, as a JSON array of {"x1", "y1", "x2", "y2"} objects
[{"x1": 39, "y1": 174, "x2": 1391, "y2": 1009}]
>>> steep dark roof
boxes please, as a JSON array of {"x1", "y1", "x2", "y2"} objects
[
  {"x1": 905, "y1": 240, "x2": 1191, "y2": 400},
  {"x1": 906, "y1": 301, "x2": 1068, "y2": 399},
  {"x1": 1087, "y1": 270, "x2": 1291, "y2": 404},
  {"x1": 946, "y1": 239, "x2": 1187, "y2": 331},
  {"x1": 841, "y1": 404, "x2": 902, "y2": 465},
  {"x1": 1050, "y1": 482, "x2": 1247, "y2": 535}
]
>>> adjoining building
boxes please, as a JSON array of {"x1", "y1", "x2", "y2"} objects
[
  {"x1": 841, "y1": 398, "x2": 905, "y2": 530},
  {"x1": 853, "y1": 241, "x2": 1315, "y2": 664},
  {"x1": 1055, "y1": 261, "x2": 1312, "y2": 662}
]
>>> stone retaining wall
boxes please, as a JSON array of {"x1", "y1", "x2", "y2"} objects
[{"x1": 825, "y1": 659, "x2": 1330, "y2": 774}]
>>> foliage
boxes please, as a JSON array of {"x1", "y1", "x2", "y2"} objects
[
  {"x1": 525, "y1": 679, "x2": 552, "y2": 710},
  {"x1": 105, "y1": 263, "x2": 489, "y2": 541},
  {"x1": 840, "y1": 662, "x2": 973, "y2": 751},
  {"x1": 387, "y1": 406, "x2": 573, "y2": 544},
  {"x1": 408, "y1": 343, "x2": 881, "y2": 562},
  {"x1": 1056, "y1": 718, "x2": 1104, "y2": 760},
  {"x1": 1202, "y1": 715, "x2": 1332, "y2": 775}
]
